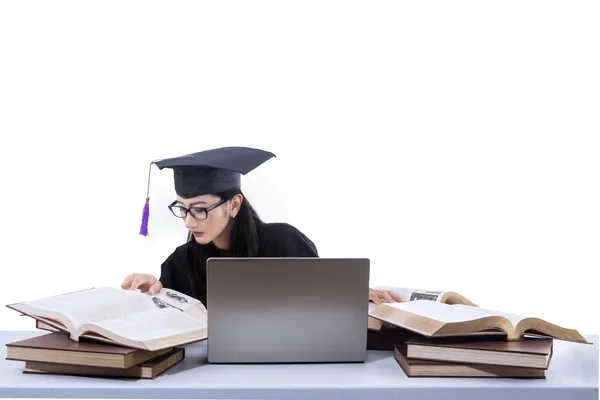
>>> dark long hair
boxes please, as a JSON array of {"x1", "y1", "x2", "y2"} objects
[{"x1": 217, "y1": 189, "x2": 263, "y2": 256}]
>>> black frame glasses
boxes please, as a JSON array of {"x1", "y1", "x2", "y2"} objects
[{"x1": 168, "y1": 198, "x2": 229, "y2": 220}]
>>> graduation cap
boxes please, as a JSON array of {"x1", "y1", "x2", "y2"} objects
[{"x1": 139, "y1": 146, "x2": 276, "y2": 236}]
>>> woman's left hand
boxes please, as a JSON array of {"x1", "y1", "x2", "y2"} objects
[{"x1": 369, "y1": 288, "x2": 404, "y2": 305}]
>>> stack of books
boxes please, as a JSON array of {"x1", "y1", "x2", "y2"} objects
[
  {"x1": 368, "y1": 296, "x2": 590, "y2": 379},
  {"x1": 6, "y1": 331, "x2": 184, "y2": 379},
  {"x1": 4, "y1": 286, "x2": 208, "y2": 379},
  {"x1": 394, "y1": 336, "x2": 552, "y2": 378}
]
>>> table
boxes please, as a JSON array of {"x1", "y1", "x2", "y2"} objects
[{"x1": 1, "y1": 331, "x2": 597, "y2": 399}]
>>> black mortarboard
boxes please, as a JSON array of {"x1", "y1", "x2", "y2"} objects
[{"x1": 139, "y1": 146, "x2": 275, "y2": 236}]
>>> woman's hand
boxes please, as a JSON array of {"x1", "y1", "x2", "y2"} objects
[
  {"x1": 369, "y1": 288, "x2": 404, "y2": 305},
  {"x1": 121, "y1": 273, "x2": 163, "y2": 295}
]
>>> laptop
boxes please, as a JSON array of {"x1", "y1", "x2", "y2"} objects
[{"x1": 205, "y1": 257, "x2": 370, "y2": 363}]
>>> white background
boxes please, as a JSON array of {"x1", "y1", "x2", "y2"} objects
[{"x1": 0, "y1": 1, "x2": 598, "y2": 337}]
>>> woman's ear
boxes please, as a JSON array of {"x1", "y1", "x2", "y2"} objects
[{"x1": 230, "y1": 194, "x2": 243, "y2": 218}]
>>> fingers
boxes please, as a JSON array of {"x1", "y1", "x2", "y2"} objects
[
  {"x1": 121, "y1": 274, "x2": 135, "y2": 289},
  {"x1": 126, "y1": 275, "x2": 142, "y2": 290},
  {"x1": 387, "y1": 291, "x2": 405, "y2": 302},
  {"x1": 369, "y1": 291, "x2": 382, "y2": 305},
  {"x1": 131, "y1": 276, "x2": 153, "y2": 292},
  {"x1": 121, "y1": 273, "x2": 157, "y2": 292},
  {"x1": 148, "y1": 281, "x2": 163, "y2": 296},
  {"x1": 381, "y1": 291, "x2": 395, "y2": 303}
]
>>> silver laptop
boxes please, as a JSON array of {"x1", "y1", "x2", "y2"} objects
[{"x1": 206, "y1": 257, "x2": 370, "y2": 363}]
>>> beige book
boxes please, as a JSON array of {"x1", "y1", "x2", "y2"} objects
[
  {"x1": 394, "y1": 346, "x2": 546, "y2": 378},
  {"x1": 6, "y1": 287, "x2": 207, "y2": 351},
  {"x1": 369, "y1": 286, "x2": 478, "y2": 331},
  {"x1": 23, "y1": 347, "x2": 184, "y2": 379},
  {"x1": 370, "y1": 300, "x2": 589, "y2": 344},
  {"x1": 405, "y1": 336, "x2": 553, "y2": 369},
  {"x1": 6, "y1": 332, "x2": 171, "y2": 369}
]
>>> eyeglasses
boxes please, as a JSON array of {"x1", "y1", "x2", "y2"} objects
[{"x1": 168, "y1": 198, "x2": 229, "y2": 220}]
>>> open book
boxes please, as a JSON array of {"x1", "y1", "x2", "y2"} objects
[
  {"x1": 6, "y1": 287, "x2": 207, "y2": 351},
  {"x1": 369, "y1": 285, "x2": 478, "y2": 331},
  {"x1": 369, "y1": 300, "x2": 590, "y2": 344}
]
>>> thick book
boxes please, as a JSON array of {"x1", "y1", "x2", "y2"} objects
[
  {"x1": 405, "y1": 336, "x2": 553, "y2": 369},
  {"x1": 368, "y1": 286, "x2": 478, "y2": 331},
  {"x1": 394, "y1": 346, "x2": 546, "y2": 378},
  {"x1": 6, "y1": 332, "x2": 171, "y2": 369},
  {"x1": 6, "y1": 286, "x2": 208, "y2": 351},
  {"x1": 369, "y1": 300, "x2": 589, "y2": 344},
  {"x1": 23, "y1": 347, "x2": 184, "y2": 379}
]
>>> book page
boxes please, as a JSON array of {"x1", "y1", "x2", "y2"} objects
[
  {"x1": 374, "y1": 285, "x2": 449, "y2": 302},
  {"x1": 379, "y1": 300, "x2": 497, "y2": 324},
  {"x1": 148, "y1": 288, "x2": 207, "y2": 320},
  {"x1": 85, "y1": 307, "x2": 206, "y2": 342},
  {"x1": 148, "y1": 288, "x2": 203, "y2": 312},
  {"x1": 17, "y1": 287, "x2": 155, "y2": 329},
  {"x1": 453, "y1": 305, "x2": 527, "y2": 328}
]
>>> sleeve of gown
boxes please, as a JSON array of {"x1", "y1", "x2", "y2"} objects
[
  {"x1": 158, "y1": 253, "x2": 175, "y2": 289},
  {"x1": 158, "y1": 244, "x2": 191, "y2": 292},
  {"x1": 260, "y1": 223, "x2": 319, "y2": 257},
  {"x1": 158, "y1": 242, "x2": 207, "y2": 305}
]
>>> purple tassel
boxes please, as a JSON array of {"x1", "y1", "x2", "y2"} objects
[
  {"x1": 139, "y1": 198, "x2": 150, "y2": 236},
  {"x1": 139, "y1": 160, "x2": 157, "y2": 237}
]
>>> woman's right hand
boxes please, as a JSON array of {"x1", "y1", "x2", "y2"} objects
[{"x1": 121, "y1": 273, "x2": 163, "y2": 295}]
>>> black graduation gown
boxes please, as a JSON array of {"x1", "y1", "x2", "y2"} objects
[{"x1": 158, "y1": 222, "x2": 319, "y2": 307}]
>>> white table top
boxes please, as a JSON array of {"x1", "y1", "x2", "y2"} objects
[{"x1": 1, "y1": 331, "x2": 597, "y2": 400}]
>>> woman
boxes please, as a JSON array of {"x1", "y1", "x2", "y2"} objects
[{"x1": 121, "y1": 146, "x2": 403, "y2": 307}]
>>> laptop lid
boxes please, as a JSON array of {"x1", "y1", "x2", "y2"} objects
[{"x1": 206, "y1": 257, "x2": 370, "y2": 363}]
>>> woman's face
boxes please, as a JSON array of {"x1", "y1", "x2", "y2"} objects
[{"x1": 174, "y1": 194, "x2": 234, "y2": 245}]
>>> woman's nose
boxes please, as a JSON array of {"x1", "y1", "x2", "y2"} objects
[{"x1": 183, "y1": 213, "x2": 198, "y2": 229}]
